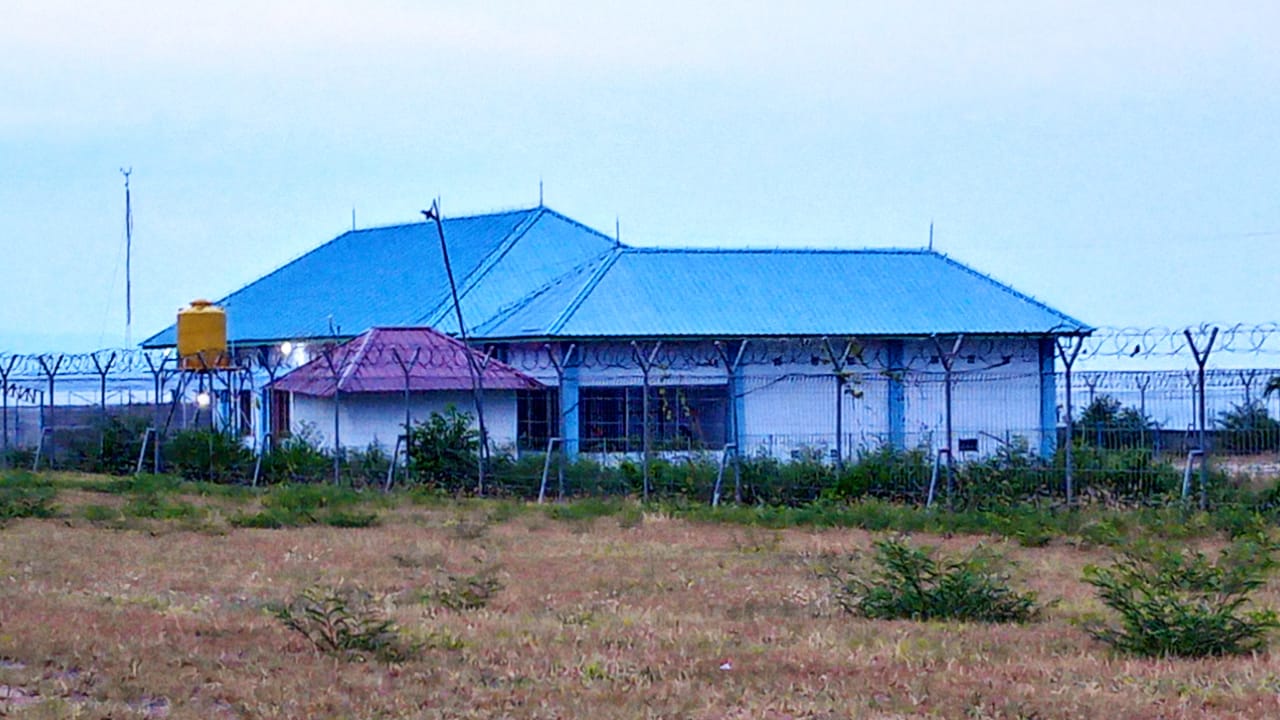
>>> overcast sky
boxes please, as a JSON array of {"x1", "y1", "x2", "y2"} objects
[{"x1": 3, "y1": 1, "x2": 1278, "y2": 354}]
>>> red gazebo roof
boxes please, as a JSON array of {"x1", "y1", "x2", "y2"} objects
[{"x1": 271, "y1": 327, "x2": 542, "y2": 397}]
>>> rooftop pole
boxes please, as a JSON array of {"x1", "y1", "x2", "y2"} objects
[
  {"x1": 423, "y1": 201, "x2": 489, "y2": 494},
  {"x1": 121, "y1": 167, "x2": 133, "y2": 347}
]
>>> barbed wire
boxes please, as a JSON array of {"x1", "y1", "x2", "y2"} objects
[
  {"x1": 1078, "y1": 323, "x2": 1280, "y2": 359},
  {"x1": 3, "y1": 324, "x2": 1280, "y2": 385}
]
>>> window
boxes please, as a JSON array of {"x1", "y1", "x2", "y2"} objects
[
  {"x1": 580, "y1": 385, "x2": 727, "y2": 452},
  {"x1": 237, "y1": 389, "x2": 253, "y2": 437},
  {"x1": 516, "y1": 388, "x2": 559, "y2": 451},
  {"x1": 270, "y1": 389, "x2": 291, "y2": 444}
]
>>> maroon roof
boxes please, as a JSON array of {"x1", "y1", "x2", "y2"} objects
[{"x1": 271, "y1": 327, "x2": 542, "y2": 397}]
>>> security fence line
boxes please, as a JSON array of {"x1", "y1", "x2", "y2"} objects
[{"x1": 2, "y1": 325, "x2": 1280, "y2": 508}]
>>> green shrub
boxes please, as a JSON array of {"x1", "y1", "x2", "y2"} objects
[
  {"x1": 545, "y1": 496, "x2": 628, "y2": 522},
  {"x1": 230, "y1": 483, "x2": 376, "y2": 528},
  {"x1": 1217, "y1": 402, "x2": 1280, "y2": 454},
  {"x1": 955, "y1": 438, "x2": 1049, "y2": 509},
  {"x1": 1057, "y1": 444, "x2": 1180, "y2": 504},
  {"x1": 1077, "y1": 395, "x2": 1156, "y2": 449},
  {"x1": 322, "y1": 509, "x2": 380, "y2": 528},
  {"x1": 425, "y1": 562, "x2": 504, "y2": 611},
  {"x1": 406, "y1": 406, "x2": 479, "y2": 491},
  {"x1": 344, "y1": 443, "x2": 392, "y2": 488},
  {"x1": 620, "y1": 456, "x2": 718, "y2": 499},
  {"x1": 101, "y1": 473, "x2": 185, "y2": 496},
  {"x1": 167, "y1": 428, "x2": 255, "y2": 483},
  {"x1": 0, "y1": 471, "x2": 58, "y2": 521},
  {"x1": 260, "y1": 427, "x2": 331, "y2": 484},
  {"x1": 67, "y1": 415, "x2": 151, "y2": 475},
  {"x1": 122, "y1": 493, "x2": 205, "y2": 521},
  {"x1": 832, "y1": 444, "x2": 931, "y2": 503},
  {"x1": 1083, "y1": 536, "x2": 1280, "y2": 657},
  {"x1": 275, "y1": 585, "x2": 419, "y2": 663},
  {"x1": 82, "y1": 503, "x2": 119, "y2": 523},
  {"x1": 2, "y1": 447, "x2": 35, "y2": 470},
  {"x1": 819, "y1": 536, "x2": 1040, "y2": 623}
]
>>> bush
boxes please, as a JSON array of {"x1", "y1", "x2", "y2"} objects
[
  {"x1": 819, "y1": 536, "x2": 1040, "y2": 623},
  {"x1": 955, "y1": 437, "x2": 1049, "y2": 509},
  {"x1": 275, "y1": 585, "x2": 419, "y2": 662},
  {"x1": 167, "y1": 428, "x2": 255, "y2": 483},
  {"x1": 407, "y1": 406, "x2": 479, "y2": 491},
  {"x1": 2, "y1": 447, "x2": 35, "y2": 470},
  {"x1": 619, "y1": 456, "x2": 718, "y2": 499},
  {"x1": 1077, "y1": 395, "x2": 1156, "y2": 449},
  {"x1": 1058, "y1": 445, "x2": 1180, "y2": 504},
  {"x1": 345, "y1": 443, "x2": 392, "y2": 488},
  {"x1": 230, "y1": 483, "x2": 377, "y2": 528},
  {"x1": 260, "y1": 426, "x2": 332, "y2": 484},
  {"x1": 832, "y1": 444, "x2": 931, "y2": 503},
  {"x1": 0, "y1": 471, "x2": 58, "y2": 521},
  {"x1": 1083, "y1": 536, "x2": 1280, "y2": 657},
  {"x1": 1217, "y1": 402, "x2": 1280, "y2": 454},
  {"x1": 122, "y1": 492, "x2": 205, "y2": 521},
  {"x1": 425, "y1": 561, "x2": 504, "y2": 611},
  {"x1": 67, "y1": 414, "x2": 151, "y2": 475}
]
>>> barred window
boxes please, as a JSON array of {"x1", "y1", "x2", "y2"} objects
[{"x1": 580, "y1": 385, "x2": 727, "y2": 452}]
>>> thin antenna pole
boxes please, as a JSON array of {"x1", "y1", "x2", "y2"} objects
[
  {"x1": 352, "y1": 208, "x2": 356, "y2": 231},
  {"x1": 121, "y1": 167, "x2": 133, "y2": 347},
  {"x1": 615, "y1": 217, "x2": 620, "y2": 248},
  {"x1": 928, "y1": 221, "x2": 934, "y2": 252},
  {"x1": 423, "y1": 201, "x2": 489, "y2": 493},
  {"x1": 539, "y1": 178, "x2": 544, "y2": 207}
]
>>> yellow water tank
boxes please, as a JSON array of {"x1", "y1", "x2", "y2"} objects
[{"x1": 177, "y1": 299, "x2": 229, "y2": 370}]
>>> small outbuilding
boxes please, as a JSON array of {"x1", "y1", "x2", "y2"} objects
[{"x1": 270, "y1": 327, "x2": 542, "y2": 450}]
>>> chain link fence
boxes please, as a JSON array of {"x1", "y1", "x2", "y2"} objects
[{"x1": 3, "y1": 325, "x2": 1280, "y2": 507}]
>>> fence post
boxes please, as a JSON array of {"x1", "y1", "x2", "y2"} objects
[
  {"x1": 36, "y1": 354, "x2": 63, "y2": 469},
  {"x1": 545, "y1": 343, "x2": 579, "y2": 497},
  {"x1": 822, "y1": 337, "x2": 856, "y2": 473},
  {"x1": 1185, "y1": 327, "x2": 1218, "y2": 511},
  {"x1": 887, "y1": 341, "x2": 906, "y2": 451},
  {"x1": 714, "y1": 340, "x2": 749, "y2": 503},
  {"x1": 931, "y1": 335, "x2": 963, "y2": 508},
  {"x1": 631, "y1": 341, "x2": 663, "y2": 500},
  {"x1": 391, "y1": 346, "x2": 422, "y2": 475},
  {"x1": 0, "y1": 355, "x2": 16, "y2": 465},
  {"x1": 1055, "y1": 336, "x2": 1084, "y2": 508}
]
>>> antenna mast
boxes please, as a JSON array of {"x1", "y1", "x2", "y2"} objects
[{"x1": 121, "y1": 167, "x2": 133, "y2": 347}]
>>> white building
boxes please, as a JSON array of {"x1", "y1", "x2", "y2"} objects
[{"x1": 143, "y1": 206, "x2": 1090, "y2": 461}]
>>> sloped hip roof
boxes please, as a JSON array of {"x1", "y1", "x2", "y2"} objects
[
  {"x1": 142, "y1": 205, "x2": 1090, "y2": 347},
  {"x1": 476, "y1": 247, "x2": 1091, "y2": 339},
  {"x1": 271, "y1": 327, "x2": 542, "y2": 397}
]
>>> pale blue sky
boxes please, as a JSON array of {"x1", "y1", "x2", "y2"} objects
[{"x1": 3, "y1": 1, "x2": 1278, "y2": 353}]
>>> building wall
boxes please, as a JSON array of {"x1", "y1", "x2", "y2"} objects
[
  {"x1": 290, "y1": 390, "x2": 519, "y2": 452},
  {"x1": 501, "y1": 336, "x2": 1050, "y2": 461}
]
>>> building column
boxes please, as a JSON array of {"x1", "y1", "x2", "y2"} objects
[
  {"x1": 562, "y1": 352, "x2": 580, "y2": 459},
  {"x1": 732, "y1": 361, "x2": 747, "y2": 451},
  {"x1": 1039, "y1": 337, "x2": 1057, "y2": 457},
  {"x1": 887, "y1": 340, "x2": 905, "y2": 449}
]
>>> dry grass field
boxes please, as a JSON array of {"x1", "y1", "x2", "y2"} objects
[{"x1": 4, "y1": 482, "x2": 1280, "y2": 719}]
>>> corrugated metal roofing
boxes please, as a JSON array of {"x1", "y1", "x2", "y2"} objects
[
  {"x1": 142, "y1": 206, "x2": 1089, "y2": 347},
  {"x1": 141, "y1": 208, "x2": 616, "y2": 347},
  {"x1": 479, "y1": 247, "x2": 1090, "y2": 339},
  {"x1": 271, "y1": 327, "x2": 542, "y2": 397}
]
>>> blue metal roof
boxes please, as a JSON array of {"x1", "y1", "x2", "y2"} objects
[
  {"x1": 142, "y1": 208, "x2": 617, "y2": 347},
  {"x1": 477, "y1": 247, "x2": 1090, "y2": 339},
  {"x1": 143, "y1": 208, "x2": 1089, "y2": 347}
]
